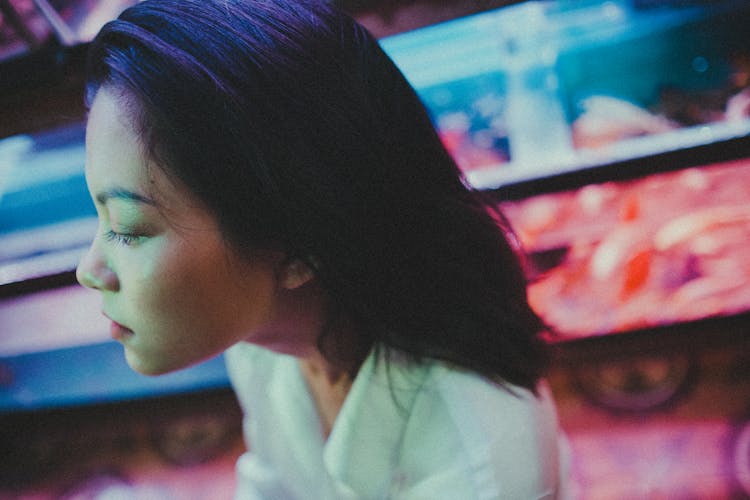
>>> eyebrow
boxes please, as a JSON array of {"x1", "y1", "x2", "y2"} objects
[{"x1": 95, "y1": 188, "x2": 157, "y2": 206}]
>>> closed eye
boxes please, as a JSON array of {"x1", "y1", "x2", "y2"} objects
[{"x1": 104, "y1": 229, "x2": 143, "y2": 247}]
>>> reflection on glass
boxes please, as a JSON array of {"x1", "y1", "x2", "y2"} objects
[{"x1": 418, "y1": 72, "x2": 511, "y2": 172}]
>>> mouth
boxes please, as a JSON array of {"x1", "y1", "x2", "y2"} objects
[{"x1": 104, "y1": 313, "x2": 134, "y2": 341}]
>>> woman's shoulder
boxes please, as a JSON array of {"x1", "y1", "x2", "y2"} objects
[
  {"x1": 369, "y1": 351, "x2": 555, "y2": 429},
  {"x1": 395, "y1": 361, "x2": 563, "y2": 498},
  {"x1": 428, "y1": 362, "x2": 553, "y2": 419},
  {"x1": 407, "y1": 361, "x2": 559, "y2": 442}
]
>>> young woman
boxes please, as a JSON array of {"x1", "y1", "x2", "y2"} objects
[{"x1": 77, "y1": 0, "x2": 568, "y2": 498}]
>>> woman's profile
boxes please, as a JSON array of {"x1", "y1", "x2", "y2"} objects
[{"x1": 76, "y1": 0, "x2": 569, "y2": 498}]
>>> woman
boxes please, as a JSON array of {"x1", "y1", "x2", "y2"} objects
[{"x1": 77, "y1": 0, "x2": 568, "y2": 498}]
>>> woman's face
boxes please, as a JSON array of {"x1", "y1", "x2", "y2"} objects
[{"x1": 77, "y1": 88, "x2": 306, "y2": 375}]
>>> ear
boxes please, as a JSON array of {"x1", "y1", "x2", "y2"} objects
[{"x1": 278, "y1": 257, "x2": 316, "y2": 290}]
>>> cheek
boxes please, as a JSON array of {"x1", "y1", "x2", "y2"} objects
[
  {"x1": 142, "y1": 255, "x2": 217, "y2": 325},
  {"x1": 124, "y1": 254, "x2": 237, "y2": 374},
  {"x1": 118, "y1": 243, "x2": 206, "y2": 331},
  {"x1": 198, "y1": 260, "x2": 280, "y2": 334},
  {"x1": 131, "y1": 242, "x2": 277, "y2": 341}
]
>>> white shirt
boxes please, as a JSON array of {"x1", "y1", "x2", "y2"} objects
[{"x1": 225, "y1": 342, "x2": 569, "y2": 499}]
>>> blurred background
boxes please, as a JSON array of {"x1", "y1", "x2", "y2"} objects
[{"x1": 1, "y1": 0, "x2": 749, "y2": 498}]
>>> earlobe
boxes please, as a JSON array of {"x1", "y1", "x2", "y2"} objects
[{"x1": 279, "y1": 258, "x2": 316, "y2": 290}]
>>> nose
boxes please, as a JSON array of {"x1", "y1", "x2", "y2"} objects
[{"x1": 76, "y1": 239, "x2": 119, "y2": 292}]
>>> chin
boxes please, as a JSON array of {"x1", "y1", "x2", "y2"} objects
[{"x1": 124, "y1": 350, "x2": 187, "y2": 377}]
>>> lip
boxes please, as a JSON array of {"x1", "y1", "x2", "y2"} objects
[{"x1": 104, "y1": 313, "x2": 133, "y2": 341}]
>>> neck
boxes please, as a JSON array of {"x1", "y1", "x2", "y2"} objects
[
  {"x1": 252, "y1": 279, "x2": 369, "y2": 381},
  {"x1": 299, "y1": 354, "x2": 351, "y2": 386},
  {"x1": 299, "y1": 351, "x2": 356, "y2": 439}
]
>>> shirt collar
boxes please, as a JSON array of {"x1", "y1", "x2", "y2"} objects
[{"x1": 322, "y1": 347, "x2": 433, "y2": 498}]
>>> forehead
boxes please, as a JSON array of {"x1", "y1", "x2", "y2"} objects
[
  {"x1": 85, "y1": 88, "x2": 201, "y2": 215},
  {"x1": 86, "y1": 88, "x2": 149, "y2": 187}
]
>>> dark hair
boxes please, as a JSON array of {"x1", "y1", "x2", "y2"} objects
[{"x1": 86, "y1": 0, "x2": 549, "y2": 392}]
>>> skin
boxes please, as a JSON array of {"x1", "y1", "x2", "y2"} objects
[{"x1": 77, "y1": 87, "x2": 329, "y2": 376}]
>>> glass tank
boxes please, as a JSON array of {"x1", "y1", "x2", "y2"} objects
[{"x1": 382, "y1": 0, "x2": 750, "y2": 188}]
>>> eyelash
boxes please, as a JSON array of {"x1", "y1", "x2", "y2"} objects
[{"x1": 104, "y1": 229, "x2": 142, "y2": 247}]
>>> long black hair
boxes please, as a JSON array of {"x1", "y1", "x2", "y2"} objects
[{"x1": 86, "y1": 0, "x2": 549, "y2": 392}]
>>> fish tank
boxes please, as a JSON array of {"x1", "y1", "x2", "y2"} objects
[
  {"x1": 382, "y1": 0, "x2": 750, "y2": 187},
  {"x1": 498, "y1": 137, "x2": 750, "y2": 339}
]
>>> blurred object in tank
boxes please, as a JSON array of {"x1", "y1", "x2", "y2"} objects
[{"x1": 502, "y1": 157, "x2": 750, "y2": 338}]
